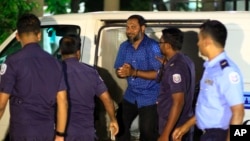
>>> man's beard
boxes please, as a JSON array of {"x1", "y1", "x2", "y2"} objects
[{"x1": 127, "y1": 31, "x2": 142, "y2": 43}]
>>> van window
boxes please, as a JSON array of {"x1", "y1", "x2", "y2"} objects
[
  {"x1": 0, "y1": 25, "x2": 80, "y2": 64},
  {"x1": 0, "y1": 39, "x2": 21, "y2": 64}
]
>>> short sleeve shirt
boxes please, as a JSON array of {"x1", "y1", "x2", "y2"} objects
[
  {"x1": 195, "y1": 52, "x2": 244, "y2": 130},
  {"x1": 157, "y1": 53, "x2": 195, "y2": 134},
  {"x1": 63, "y1": 58, "x2": 107, "y2": 137},
  {"x1": 114, "y1": 35, "x2": 162, "y2": 108},
  {"x1": 0, "y1": 43, "x2": 66, "y2": 137}
]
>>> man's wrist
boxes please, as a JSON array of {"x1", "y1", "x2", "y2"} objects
[
  {"x1": 55, "y1": 131, "x2": 66, "y2": 137},
  {"x1": 131, "y1": 69, "x2": 138, "y2": 78}
]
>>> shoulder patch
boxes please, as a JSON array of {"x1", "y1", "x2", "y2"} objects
[
  {"x1": 220, "y1": 59, "x2": 229, "y2": 70},
  {"x1": 229, "y1": 72, "x2": 240, "y2": 84},
  {"x1": 172, "y1": 74, "x2": 181, "y2": 83},
  {"x1": 0, "y1": 63, "x2": 7, "y2": 75}
]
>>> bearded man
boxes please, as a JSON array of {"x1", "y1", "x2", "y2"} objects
[{"x1": 114, "y1": 14, "x2": 162, "y2": 141}]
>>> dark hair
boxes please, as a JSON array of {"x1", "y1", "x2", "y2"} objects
[
  {"x1": 68, "y1": 34, "x2": 81, "y2": 49},
  {"x1": 161, "y1": 27, "x2": 183, "y2": 50},
  {"x1": 200, "y1": 20, "x2": 227, "y2": 48},
  {"x1": 59, "y1": 35, "x2": 81, "y2": 55},
  {"x1": 17, "y1": 13, "x2": 41, "y2": 35},
  {"x1": 127, "y1": 14, "x2": 146, "y2": 26}
]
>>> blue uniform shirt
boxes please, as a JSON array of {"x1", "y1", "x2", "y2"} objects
[
  {"x1": 63, "y1": 58, "x2": 107, "y2": 140},
  {"x1": 0, "y1": 43, "x2": 66, "y2": 137},
  {"x1": 157, "y1": 53, "x2": 195, "y2": 134},
  {"x1": 114, "y1": 35, "x2": 162, "y2": 108},
  {"x1": 196, "y1": 52, "x2": 244, "y2": 130}
]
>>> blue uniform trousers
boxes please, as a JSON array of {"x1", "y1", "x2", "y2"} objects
[{"x1": 200, "y1": 128, "x2": 228, "y2": 141}]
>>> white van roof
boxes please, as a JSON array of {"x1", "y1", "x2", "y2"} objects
[{"x1": 41, "y1": 11, "x2": 250, "y2": 22}]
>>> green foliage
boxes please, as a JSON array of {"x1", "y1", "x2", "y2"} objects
[
  {"x1": 0, "y1": 0, "x2": 37, "y2": 45},
  {"x1": 83, "y1": 0, "x2": 104, "y2": 12},
  {"x1": 45, "y1": 0, "x2": 70, "y2": 14},
  {"x1": 130, "y1": 0, "x2": 152, "y2": 11},
  {"x1": 0, "y1": 0, "x2": 155, "y2": 45},
  {"x1": 120, "y1": 0, "x2": 152, "y2": 11}
]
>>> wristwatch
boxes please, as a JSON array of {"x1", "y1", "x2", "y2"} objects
[{"x1": 55, "y1": 131, "x2": 66, "y2": 137}]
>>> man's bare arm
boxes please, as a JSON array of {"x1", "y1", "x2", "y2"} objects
[
  {"x1": 0, "y1": 92, "x2": 10, "y2": 119},
  {"x1": 226, "y1": 103, "x2": 245, "y2": 141},
  {"x1": 230, "y1": 104, "x2": 245, "y2": 125},
  {"x1": 55, "y1": 90, "x2": 68, "y2": 135},
  {"x1": 158, "y1": 92, "x2": 184, "y2": 141},
  {"x1": 99, "y1": 91, "x2": 119, "y2": 136}
]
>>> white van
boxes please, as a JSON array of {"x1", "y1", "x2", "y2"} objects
[{"x1": 0, "y1": 11, "x2": 250, "y2": 140}]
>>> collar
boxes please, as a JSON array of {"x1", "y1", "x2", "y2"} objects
[
  {"x1": 64, "y1": 57, "x2": 79, "y2": 62},
  {"x1": 23, "y1": 42, "x2": 39, "y2": 48},
  {"x1": 165, "y1": 52, "x2": 182, "y2": 68},
  {"x1": 167, "y1": 52, "x2": 182, "y2": 64},
  {"x1": 204, "y1": 52, "x2": 227, "y2": 68}
]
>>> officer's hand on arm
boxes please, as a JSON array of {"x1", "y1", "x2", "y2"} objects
[
  {"x1": 172, "y1": 127, "x2": 185, "y2": 141},
  {"x1": 172, "y1": 116, "x2": 196, "y2": 141},
  {"x1": 155, "y1": 56, "x2": 167, "y2": 64},
  {"x1": 55, "y1": 90, "x2": 68, "y2": 141},
  {"x1": 0, "y1": 92, "x2": 10, "y2": 119}
]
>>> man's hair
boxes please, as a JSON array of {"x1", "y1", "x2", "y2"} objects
[
  {"x1": 127, "y1": 14, "x2": 147, "y2": 26},
  {"x1": 200, "y1": 20, "x2": 227, "y2": 48},
  {"x1": 59, "y1": 35, "x2": 81, "y2": 55},
  {"x1": 16, "y1": 13, "x2": 41, "y2": 35},
  {"x1": 161, "y1": 27, "x2": 183, "y2": 50}
]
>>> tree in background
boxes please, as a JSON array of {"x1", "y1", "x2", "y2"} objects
[
  {"x1": 153, "y1": 0, "x2": 168, "y2": 11},
  {"x1": 0, "y1": 0, "x2": 172, "y2": 45},
  {"x1": 0, "y1": 0, "x2": 37, "y2": 44},
  {"x1": 169, "y1": 0, "x2": 189, "y2": 11},
  {"x1": 120, "y1": 0, "x2": 152, "y2": 11},
  {"x1": 71, "y1": 0, "x2": 160, "y2": 12},
  {"x1": 45, "y1": 0, "x2": 70, "y2": 14},
  {"x1": 83, "y1": 0, "x2": 104, "y2": 12},
  {"x1": 71, "y1": 0, "x2": 151, "y2": 13},
  {"x1": 71, "y1": 0, "x2": 81, "y2": 13},
  {"x1": 0, "y1": 0, "x2": 157, "y2": 44},
  {"x1": 44, "y1": 0, "x2": 104, "y2": 14},
  {"x1": 201, "y1": 0, "x2": 223, "y2": 11}
]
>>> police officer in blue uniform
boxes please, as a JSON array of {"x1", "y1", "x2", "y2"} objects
[
  {"x1": 59, "y1": 35, "x2": 119, "y2": 141},
  {"x1": 172, "y1": 20, "x2": 244, "y2": 141},
  {"x1": 0, "y1": 14, "x2": 68, "y2": 141},
  {"x1": 157, "y1": 28, "x2": 195, "y2": 141}
]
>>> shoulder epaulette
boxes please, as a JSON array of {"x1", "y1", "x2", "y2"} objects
[{"x1": 220, "y1": 59, "x2": 229, "y2": 70}]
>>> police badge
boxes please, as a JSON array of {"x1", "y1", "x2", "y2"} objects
[
  {"x1": 0, "y1": 63, "x2": 7, "y2": 75},
  {"x1": 173, "y1": 74, "x2": 181, "y2": 83}
]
